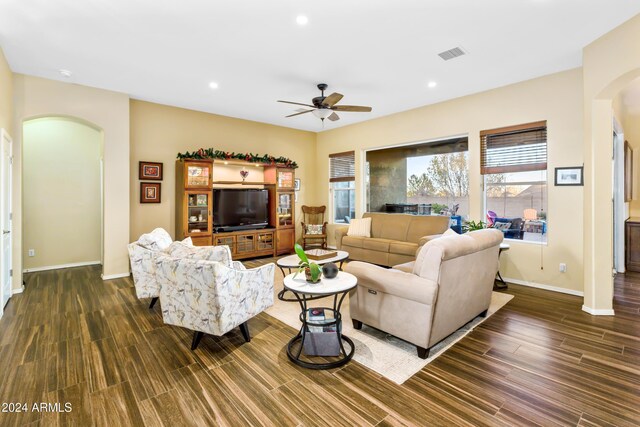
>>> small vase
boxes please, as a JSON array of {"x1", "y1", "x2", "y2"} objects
[{"x1": 304, "y1": 267, "x2": 321, "y2": 283}]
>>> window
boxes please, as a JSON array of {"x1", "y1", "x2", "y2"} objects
[
  {"x1": 481, "y1": 121, "x2": 547, "y2": 243},
  {"x1": 329, "y1": 151, "x2": 355, "y2": 223},
  {"x1": 365, "y1": 137, "x2": 469, "y2": 217}
]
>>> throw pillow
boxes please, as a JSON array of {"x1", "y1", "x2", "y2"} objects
[
  {"x1": 494, "y1": 222, "x2": 512, "y2": 231},
  {"x1": 181, "y1": 237, "x2": 194, "y2": 246},
  {"x1": 347, "y1": 217, "x2": 372, "y2": 237},
  {"x1": 306, "y1": 224, "x2": 323, "y2": 235},
  {"x1": 137, "y1": 228, "x2": 173, "y2": 251}
]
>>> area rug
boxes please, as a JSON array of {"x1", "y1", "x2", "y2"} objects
[{"x1": 265, "y1": 272, "x2": 514, "y2": 384}]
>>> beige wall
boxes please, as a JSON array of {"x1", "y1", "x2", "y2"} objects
[
  {"x1": 13, "y1": 74, "x2": 130, "y2": 284},
  {"x1": 582, "y1": 13, "x2": 640, "y2": 313},
  {"x1": 0, "y1": 47, "x2": 12, "y2": 136},
  {"x1": 129, "y1": 100, "x2": 317, "y2": 242},
  {"x1": 318, "y1": 68, "x2": 584, "y2": 293},
  {"x1": 23, "y1": 117, "x2": 101, "y2": 270}
]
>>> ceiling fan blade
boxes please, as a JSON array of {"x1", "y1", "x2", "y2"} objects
[
  {"x1": 278, "y1": 100, "x2": 316, "y2": 108},
  {"x1": 285, "y1": 109, "x2": 314, "y2": 118},
  {"x1": 328, "y1": 112, "x2": 340, "y2": 121},
  {"x1": 332, "y1": 105, "x2": 372, "y2": 112},
  {"x1": 323, "y1": 92, "x2": 343, "y2": 107}
]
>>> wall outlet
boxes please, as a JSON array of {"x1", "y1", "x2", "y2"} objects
[
  {"x1": 28, "y1": 249, "x2": 35, "y2": 257},
  {"x1": 559, "y1": 263, "x2": 567, "y2": 273}
]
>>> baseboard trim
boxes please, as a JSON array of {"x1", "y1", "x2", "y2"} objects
[
  {"x1": 23, "y1": 261, "x2": 101, "y2": 273},
  {"x1": 101, "y1": 272, "x2": 131, "y2": 280},
  {"x1": 581, "y1": 305, "x2": 615, "y2": 316},
  {"x1": 503, "y1": 276, "x2": 584, "y2": 297},
  {"x1": 12, "y1": 286, "x2": 24, "y2": 295}
]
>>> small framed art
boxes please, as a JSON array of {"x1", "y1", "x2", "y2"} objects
[
  {"x1": 140, "y1": 182, "x2": 161, "y2": 203},
  {"x1": 139, "y1": 161, "x2": 163, "y2": 180},
  {"x1": 554, "y1": 166, "x2": 583, "y2": 186},
  {"x1": 294, "y1": 178, "x2": 301, "y2": 191}
]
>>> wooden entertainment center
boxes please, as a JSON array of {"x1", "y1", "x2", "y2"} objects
[{"x1": 175, "y1": 159, "x2": 296, "y2": 259}]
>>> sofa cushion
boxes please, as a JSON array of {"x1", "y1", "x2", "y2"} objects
[
  {"x1": 405, "y1": 215, "x2": 451, "y2": 243},
  {"x1": 342, "y1": 235, "x2": 366, "y2": 248},
  {"x1": 393, "y1": 261, "x2": 415, "y2": 273},
  {"x1": 389, "y1": 241, "x2": 419, "y2": 256},
  {"x1": 137, "y1": 228, "x2": 173, "y2": 251},
  {"x1": 347, "y1": 217, "x2": 372, "y2": 237},
  {"x1": 363, "y1": 238, "x2": 393, "y2": 252}
]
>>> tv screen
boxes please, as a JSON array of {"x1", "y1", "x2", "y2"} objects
[{"x1": 213, "y1": 189, "x2": 269, "y2": 229}]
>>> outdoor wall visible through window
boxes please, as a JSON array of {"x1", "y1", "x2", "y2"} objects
[
  {"x1": 329, "y1": 151, "x2": 355, "y2": 223},
  {"x1": 481, "y1": 121, "x2": 548, "y2": 244},
  {"x1": 365, "y1": 137, "x2": 469, "y2": 218}
]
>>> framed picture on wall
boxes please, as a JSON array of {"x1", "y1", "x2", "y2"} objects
[
  {"x1": 294, "y1": 178, "x2": 301, "y2": 191},
  {"x1": 140, "y1": 182, "x2": 161, "y2": 203},
  {"x1": 554, "y1": 166, "x2": 583, "y2": 186},
  {"x1": 139, "y1": 161, "x2": 163, "y2": 180}
]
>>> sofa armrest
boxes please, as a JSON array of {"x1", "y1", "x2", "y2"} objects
[
  {"x1": 417, "y1": 234, "x2": 443, "y2": 247},
  {"x1": 345, "y1": 261, "x2": 437, "y2": 306},
  {"x1": 334, "y1": 226, "x2": 349, "y2": 250}
]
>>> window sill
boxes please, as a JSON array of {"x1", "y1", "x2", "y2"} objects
[{"x1": 504, "y1": 238, "x2": 548, "y2": 247}]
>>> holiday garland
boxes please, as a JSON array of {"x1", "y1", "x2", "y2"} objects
[{"x1": 176, "y1": 148, "x2": 298, "y2": 169}]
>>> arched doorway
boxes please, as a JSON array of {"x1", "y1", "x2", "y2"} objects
[
  {"x1": 583, "y1": 67, "x2": 640, "y2": 315},
  {"x1": 22, "y1": 116, "x2": 104, "y2": 274}
]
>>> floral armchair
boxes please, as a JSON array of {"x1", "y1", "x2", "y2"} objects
[
  {"x1": 156, "y1": 257, "x2": 275, "y2": 349},
  {"x1": 127, "y1": 228, "x2": 242, "y2": 308}
]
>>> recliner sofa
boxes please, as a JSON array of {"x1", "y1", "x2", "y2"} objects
[{"x1": 345, "y1": 228, "x2": 503, "y2": 358}]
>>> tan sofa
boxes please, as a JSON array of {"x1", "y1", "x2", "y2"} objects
[
  {"x1": 345, "y1": 229, "x2": 503, "y2": 358},
  {"x1": 335, "y1": 213, "x2": 450, "y2": 266}
]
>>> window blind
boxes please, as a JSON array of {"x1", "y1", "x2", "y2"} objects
[
  {"x1": 480, "y1": 121, "x2": 547, "y2": 175},
  {"x1": 329, "y1": 151, "x2": 355, "y2": 182}
]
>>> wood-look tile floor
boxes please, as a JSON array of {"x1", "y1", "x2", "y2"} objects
[{"x1": 0, "y1": 261, "x2": 639, "y2": 426}]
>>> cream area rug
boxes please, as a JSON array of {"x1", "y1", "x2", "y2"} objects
[{"x1": 264, "y1": 271, "x2": 514, "y2": 384}]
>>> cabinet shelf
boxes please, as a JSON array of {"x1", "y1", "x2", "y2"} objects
[{"x1": 213, "y1": 180, "x2": 270, "y2": 185}]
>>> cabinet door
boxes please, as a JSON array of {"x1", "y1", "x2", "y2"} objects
[
  {"x1": 277, "y1": 228, "x2": 295, "y2": 254},
  {"x1": 186, "y1": 191, "x2": 211, "y2": 236},
  {"x1": 277, "y1": 192, "x2": 294, "y2": 227},
  {"x1": 236, "y1": 234, "x2": 255, "y2": 255},
  {"x1": 214, "y1": 235, "x2": 235, "y2": 253},
  {"x1": 256, "y1": 232, "x2": 274, "y2": 251},
  {"x1": 626, "y1": 222, "x2": 640, "y2": 272},
  {"x1": 277, "y1": 169, "x2": 294, "y2": 189},
  {"x1": 185, "y1": 160, "x2": 212, "y2": 189}
]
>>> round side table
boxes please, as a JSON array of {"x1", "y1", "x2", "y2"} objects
[
  {"x1": 495, "y1": 242, "x2": 510, "y2": 290},
  {"x1": 282, "y1": 271, "x2": 356, "y2": 370}
]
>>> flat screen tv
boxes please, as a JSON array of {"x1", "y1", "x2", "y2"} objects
[{"x1": 213, "y1": 189, "x2": 269, "y2": 231}]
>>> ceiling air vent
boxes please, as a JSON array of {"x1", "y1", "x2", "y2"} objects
[{"x1": 438, "y1": 47, "x2": 467, "y2": 61}]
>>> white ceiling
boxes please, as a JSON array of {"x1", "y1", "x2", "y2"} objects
[{"x1": 1, "y1": 0, "x2": 639, "y2": 132}]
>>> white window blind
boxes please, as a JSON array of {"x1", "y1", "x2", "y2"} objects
[
  {"x1": 480, "y1": 121, "x2": 547, "y2": 175},
  {"x1": 329, "y1": 151, "x2": 355, "y2": 182}
]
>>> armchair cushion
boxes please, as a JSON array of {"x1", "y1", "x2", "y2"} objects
[
  {"x1": 305, "y1": 224, "x2": 324, "y2": 235},
  {"x1": 137, "y1": 228, "x2": 173, "y2": 251}
]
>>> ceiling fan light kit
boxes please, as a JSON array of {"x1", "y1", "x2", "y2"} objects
[{"x1": 278, "y1": 83, "x2": 372, "y2": 124}]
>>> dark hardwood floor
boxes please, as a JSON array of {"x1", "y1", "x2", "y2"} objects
[{"x1": 0, "y1": 261, "x2": 638, "y2": 426}]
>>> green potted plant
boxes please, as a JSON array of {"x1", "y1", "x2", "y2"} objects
[
  {"x1": 462, "y1": 220, "x2": 487, "y2": 233},
  {"x1": 294, "y1": 243, "x2": 322, "y2": 283}
]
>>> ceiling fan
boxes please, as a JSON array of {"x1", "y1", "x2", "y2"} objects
[{"x1": 278, "y1": 83, "x2": 372, "y2": 122}]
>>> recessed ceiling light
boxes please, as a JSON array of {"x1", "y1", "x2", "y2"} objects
[
  {"x1": 209, "y1": 81, "x2": 219, "y2": 89},
  {"x1": 296, "y1": 15, "x2": 308, "y2": 26},
  {"x1": 59, "y1": 69, "x2": 72, "y2": 78},
  {"x1": 427, "y1": 81, "x2": 437, "y2": 88}
]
